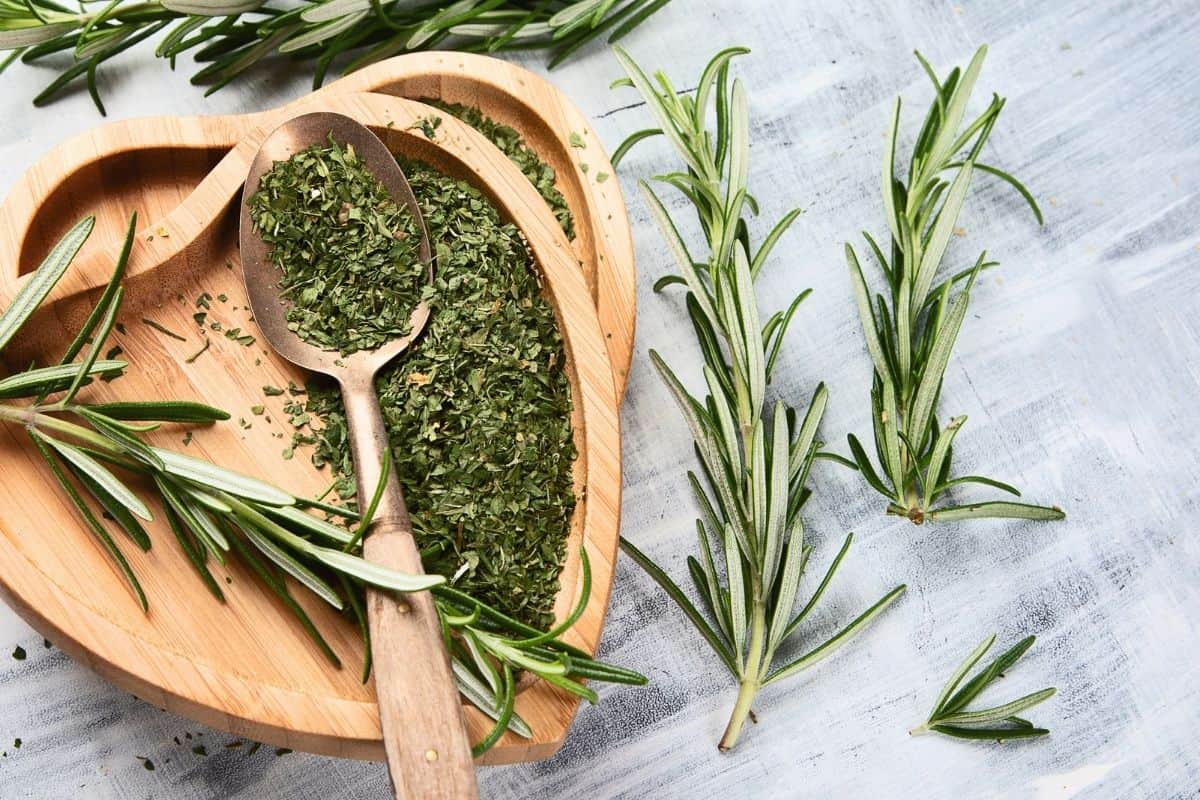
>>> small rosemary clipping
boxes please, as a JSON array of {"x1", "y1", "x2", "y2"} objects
[
  {"x1": 912, "y1": 634, "x2": 1055, "y2": 741},
  {"x1": 612, "y1": 47, "x2": 904, "y2": 751},
  {"x1": 0, "y1": 0, "x2": 675, "y2": 115},
  {"x1": 0, "y1": 214, "x2": 644, "y2": 756},
  {"x1": 843, "y1": 45, "x2": 1065, "y2": 525}
]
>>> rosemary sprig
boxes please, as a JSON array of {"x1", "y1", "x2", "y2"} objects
[
  {"x1": 843, "y1": 46, "x2": 1065, "y2": 525},
  {"x1": 0, "y1": 213, "x2": 645, "y2": 753},
  {"x1": 911, "y1": 634, "x2": 1055, "y2": 741},
  {"x1": 0, "y1": 0, "x2": 674, "y2": 115},
  {"x1": 612, "y1": 46, "x2": 905, "y2": 751}
]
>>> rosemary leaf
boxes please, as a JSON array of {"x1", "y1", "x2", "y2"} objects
[
  {"x1": 0, "y1": 360, "x2": 125, "y2": 399},
  {"x1": 0, "y1": 217, "x2": 93, "y2": 353},
  {"x1": 29, "y1": 432, "x2": 147, "y2": 611},
  {"x1": 35, "y1": 432, "x2": 151, "y2": 521}
]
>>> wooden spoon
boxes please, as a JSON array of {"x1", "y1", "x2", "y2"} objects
[{"x1": 238, "y1": 111, "x2": 478, "y2": 799}]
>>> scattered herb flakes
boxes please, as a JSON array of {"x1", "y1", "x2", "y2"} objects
[
  {"x1": 569, "y1": 131, "x2": 586, "y2": 148},
  {"x1": 141, "y1": 318, "x2": 187, "y2": 342},
  {"x1": 251, "y1": 405, "x2": 265, "y2": 416},
  {"x1": 196, "y1": 292, "x2": 212, "y2": 309},
  {"x1": 274, "y1": 748, "x2": 292, "y2": 757},
  {"x1": 193, "y1": 312, "x2": 207, "y2": 326},
  {"x1": 115, "y1": 322, "x2": 127, "y2": 335},
  {"x1": 248, "y1": 135, "x2": 425, "y2": 355},
  {"x1": 184, "y1": 338, "x2": 210, "y2": 364},
  {"x1": 595, "y1": 171, "x2": 610, "y2": 183},
  {"x1": 217, "y1": 293, "x2": 228, "y2": 303},
  {"x1": 281, "y1": 447, "x2": 294, "y2": 460},
  {"x1": 304, "y1": 158, "x2": 576, "y2": 628},
  {"x1": 580, "y1": 162, "x2": 589, "y2": 174},
  {"x1": 225, "y1": 328, "x2": 256, "y2": 347},
  {"x1": 283, "y1": 400, "x2": 308, "y2": 428},
  {"x1": 287, "y1": 380, "x2": 305, "y2": 396},
  {"x1": 181, "y1": 431, "x2": 193, "y2": 447},
  {"x1": 11, "y1": 645, "x2": 26, "y2": 660},
  {"x1": 13, "y1": 738, "x2": 21, "y2": 749},
  {"x1": 191, "y1": 745, "x2": 207, "y2": 757},
  {"x1": 426, "y1": 101, "x2": 575, "y2": 241},
  {"x1": 247, "y1": 742, "x2": 262, "y2": 756},
  {"x1": 238, "y1": 418, "x2": 251, "y2": 429},
  {"x1": 43, "y1": 639, "x2": 51, "y2": 649},
  {"x1": 409, "y1": 114, "x2": 442, "y2": 139},
  {"x1": 137, "y1": 756, "x2": 154, "y2": 771},
  {"x1": 262, "y1": 385, "x2": 284, "y2": 396},
  {"x1": 209, "y1": 321, "x2": 223, "y2": 332}
]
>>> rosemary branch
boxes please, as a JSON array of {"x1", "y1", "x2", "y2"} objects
[
  {"x1": 0, "y1": 0, "x2": 674, "y2": 115},
  {"x1": 612, "y1": 46, "x2": 904, "y2": 751},
  {"x1": 843, "y1": 46, "x2": 1065, "y2": 526},
  {"x1": 912, "y1": 633, "x2": 1055, "y2": 741},
  {"x1": 0, "y1": 213, "x2": 645, "y2": 754}
]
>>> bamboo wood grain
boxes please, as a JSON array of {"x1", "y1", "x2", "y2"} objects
[{"x1": 0, "y1": 86, "x2": 624, "y2": 765}]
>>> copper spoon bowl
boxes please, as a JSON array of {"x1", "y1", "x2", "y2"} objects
[{"x1": 238, "y1": 111, "x2": 478, "y2": 800}]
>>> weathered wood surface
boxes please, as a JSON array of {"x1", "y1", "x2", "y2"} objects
[{"x1": 1, "y1": 0, "x2": 1197, "y2": 797}]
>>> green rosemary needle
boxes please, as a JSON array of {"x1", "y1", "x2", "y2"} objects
[
  {"x1": 843, "y1": 45, "x2": 1065, "y2": 526},
  {"x1": 612, "y1": 46, "x2": 905, "y2": 752},
  {"x1": 912, "y1": 633, "x2": 1055, "y2": 741}
]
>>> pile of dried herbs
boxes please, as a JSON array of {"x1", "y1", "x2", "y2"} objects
[
  {"x1": 304, "y1": 156, "x2": 577, "y2": 629},
  {"x1": 249, "y1": 136, "x2": 425, "y2": 354},
  {"x1": 428, "y1": 101, "x2": 576, "y2": 241}
]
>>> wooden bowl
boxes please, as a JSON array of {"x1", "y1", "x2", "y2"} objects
[{"x1": 0, "y1": 73, "x2": 627, "y2": 764}]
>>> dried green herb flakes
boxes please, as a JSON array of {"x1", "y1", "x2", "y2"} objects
[
  {"x1": 305, "y1": 158, "x2": 576, "y2": 628},
  {"x1": 249, "y1": 136, "x2": 426, "y2": 355},
  {"x1": 427, "y1": 101, "x2": 575, "y2": 241}
]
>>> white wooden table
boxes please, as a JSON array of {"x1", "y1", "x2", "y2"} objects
[{"x1": 2, "y1": 1, "x2": 1197, "y2": 797}]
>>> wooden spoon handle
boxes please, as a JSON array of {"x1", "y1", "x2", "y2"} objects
[{"x1": 341, "y1": 379, "x2": 478, "y2": 799}]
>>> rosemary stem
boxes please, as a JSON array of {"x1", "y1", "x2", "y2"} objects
[
  {"x1": 719, "y1": 598, "x2": 766, "y2": 752},
  {"x1": 0, "y1": 403, "x2": 115, "y2": 453}
]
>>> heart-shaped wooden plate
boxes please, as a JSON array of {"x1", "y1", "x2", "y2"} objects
[{"x1": 0, "y1": 66, "x2": 629, "y2": 765}]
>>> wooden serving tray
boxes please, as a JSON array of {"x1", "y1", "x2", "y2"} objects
[{"x1": 0, "y1": 56, "x2": 632, "y2": 766}]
